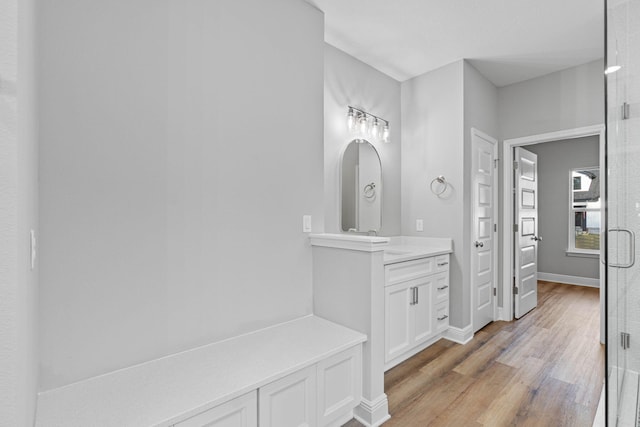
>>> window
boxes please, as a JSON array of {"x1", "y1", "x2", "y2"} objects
[{"x1": 569, "y1": 168, "x2": 600, "y2": 253}]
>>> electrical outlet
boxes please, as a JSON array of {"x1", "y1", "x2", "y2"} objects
[
  {"x1": 416, "y1": 219, "x2": 424, "y2": 232},
  {"x1": 303, "y1": 215, "x2": 312, "y2": 233}
]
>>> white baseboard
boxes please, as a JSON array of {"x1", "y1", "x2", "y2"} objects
[
  {"x1": 537, "y1": 272, "x2": 599, "y2": 288},
  {"x1": 354, "y1": 394, "x2": 390, "y2": 427},
  {"x1": 444, "y1": 324, "x2": 474, "y2": 345},
  {"x1": 495, "y1": 307, "x2": 507, "y2": 321}
]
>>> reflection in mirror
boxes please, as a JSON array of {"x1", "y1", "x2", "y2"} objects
[{"x1": 341, "y1": 139, "x2": 382, "y2": 233}]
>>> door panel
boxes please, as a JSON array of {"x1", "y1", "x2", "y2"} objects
[
  {"x1": 514, "y1": 147, "x2": 539, "y2": 318},
  {"x1": 471, "y1": 130, "x2": 497, "y2": 332},
  {"x1": 384, "y1": 283, "x2": 412, "y2": 362},
  {"x1": 412, "y1": 280, "x2": 433, "y2": 344}
]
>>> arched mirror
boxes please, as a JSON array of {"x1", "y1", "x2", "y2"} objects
[{"x1": 341, "y1": 139, "x2": 382, "y2": 233}]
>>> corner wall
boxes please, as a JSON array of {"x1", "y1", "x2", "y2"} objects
[
  {"x1": 38, "y1": 0, "x2": 324, "y2": 390},
  {"x1": 324, "y1": 44, "x2": 401, "y2": 236},
  {"x1": 0, "y1": 0, "x2": 39, "y2": 423}
]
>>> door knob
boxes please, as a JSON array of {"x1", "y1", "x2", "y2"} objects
[
  {"x1": 531, "y1": 236, "x2": 542, "y2": 241},
  {"x1": 474, "y1": 241, "x2": 484, "y2": 248}
]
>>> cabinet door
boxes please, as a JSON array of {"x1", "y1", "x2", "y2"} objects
[
  {"x1": 259, "y1": 366, "x2": 317, "y2": 427},
  {"x1": 316, "y1": 346, "x2": 362, "y2": 427},
  {"x1": 384, "y1": 282, "x2": 413, "y2": 363},
  {"x1": 174, "y1": 391, "x2": 257, "y2": 427},
  {"x1": 412, "y1": 279, "x2": 434, "y2": 345}
]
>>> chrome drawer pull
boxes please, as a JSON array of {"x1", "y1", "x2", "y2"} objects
[
  {"x1": 437, "y1": 315, "x2": 449, "y2": 321},
  {"x1": 437, "y1": 262, "x2": 449, "y2": 266},
  {"x1": 437, "y1": 285, "x2": 449, "y2": 291}
]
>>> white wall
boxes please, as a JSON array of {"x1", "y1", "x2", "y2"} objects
[
  {"x1": 498, "y1": 60, "x2": 604, "y2": 140},
  {"x1": 0, "y1": 0, "x2": 39, "y2": 423},
  {"x1": 38, "y1": 0, "x2": 324, "y2": 390},
  {"x1": 401, "y1": 61, "x2": 467, "y2": 327},
  {"x1": 324, "y1": 44, "x2": 401, "y2": 236},
  {"x1": 526, "y1": 136, "x2": 600, "y2": 281}
]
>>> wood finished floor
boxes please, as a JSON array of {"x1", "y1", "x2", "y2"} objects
[{"x1": 344, "y1": 281, "x2": 604, "y2": 427}]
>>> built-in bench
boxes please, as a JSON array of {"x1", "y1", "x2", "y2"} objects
[{"x1": 35, "y1": 315, "x2": 366, "y2": 427}]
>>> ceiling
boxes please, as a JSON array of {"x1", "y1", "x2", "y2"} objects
[{"x1": 307, "y1": 0, "x2": 604, "y2": 87}]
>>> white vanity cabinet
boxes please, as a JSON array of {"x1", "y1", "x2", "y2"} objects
[
  {"x1": 384, "y1": 254, "x2": 450, "y2": 370},
  {"x1": 174, "y1": 391, "x2": 257, "y2": 427}
]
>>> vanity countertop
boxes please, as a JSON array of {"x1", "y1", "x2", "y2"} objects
[{"x1": 383, "y1": 236, "x2": 453, "y2": 265}]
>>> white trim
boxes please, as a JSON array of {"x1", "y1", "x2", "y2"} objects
[
  {"x1": 495, "y1": 307, "x2": 506, "y2": 321},
  {"x1": 309, "y1": 233, "x2": 389, "y2": 252},
  {"x1": 353, "y1": 394, "x2": 391, "y2": 427},
  {"x1": 502, "y1": 125, "x2": 605, "y2": 324},
  {"x1": 444, "y1": 324, "x2": 474, "y2": 345},
  {"x1": 537, "y1": 272, "x2": 600, "y2": 288},
  {"x1": 566, "y1": 250, "x2": 599, "y2": 258},
  {"x1": 470, "y1": 128, "x2": 499, "y2": 332}
]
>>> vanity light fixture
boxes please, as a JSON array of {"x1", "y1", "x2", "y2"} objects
[{"x1": 347, "y1": 106, "x2": 390, "y2": 143}]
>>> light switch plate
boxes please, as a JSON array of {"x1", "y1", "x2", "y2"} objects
[
  {"x1": 303, "y1": 215, "x2": 312, "y2": 233},
  {"x1": 416, "y1": 219, "x2": 424, "y2": 232}
]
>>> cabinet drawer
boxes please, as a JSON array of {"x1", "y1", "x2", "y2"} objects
[
  {"x1": 385, "y1": 258, "x2": 434, "y2": 284},
  {"x1": 435, "y1": 301, "x2": 449, "y2": 333},
  {"x1": 174, "y1": 391, "x2": 257, "y2": 427},
  {"x1": 434, "y1": 273, "x2": 449, "y2": 305},
  {"x1": 435, "y1": 255, "x2": 450, "y2": 272}
]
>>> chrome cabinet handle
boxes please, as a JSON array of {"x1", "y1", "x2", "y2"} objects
[
  {"x1": 437, "y1": 262, "x2": 449, "y2": 266},
  {"x1": 474, "y1": 241, "x2": 484, "y2": 248},
  {"x1": 437, "y1": 285, "x2": 449, "y2": 291},
  {"x1": 438, "y1": 315, "x2": 449, "y2": 321},
  {"x1": 414, "y1": 287, "x2": 419, "y2": 304},
  {"x1": 409, "y1": 287, "x2": 416, "y2": 305},
  {"x1": 609, "y1": 228, "x2": 636, "y2": 268}
]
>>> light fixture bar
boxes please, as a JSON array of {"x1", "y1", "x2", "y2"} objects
[{"x1": 348, "y1": 106, "x2": 390, "y2": 128}]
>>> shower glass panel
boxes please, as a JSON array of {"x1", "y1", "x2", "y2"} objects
[{"x1": 607, "y1": 0, "x2": 640, "y2": 425}]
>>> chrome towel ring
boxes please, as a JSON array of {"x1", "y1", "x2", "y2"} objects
[{"x1": 430, "y1": 175, "x2": 448, "y2": 197}]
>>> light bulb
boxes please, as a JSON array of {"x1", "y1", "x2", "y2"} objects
[
  {"x1": 371, "y1": 118, "x2": 380, "y2": 139},
  {"x1": 382, "y1": 122, "x2": 390, "y2": 143},
  {"x1": 358, "y1": 113, "x2": 369, "y2": 136},
  {"x1": 347, "y1": 108, "x2": 356, "y2": 133},
  {"x1": 605, "y1": 65, "x2": 621, "y2": 74}
]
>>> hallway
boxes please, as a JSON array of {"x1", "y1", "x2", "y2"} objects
[{"x1": 346, "y1": 281, "x2": 603, "y2": 426}]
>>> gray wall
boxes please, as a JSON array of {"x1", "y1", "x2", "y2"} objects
[
  {"x1": 526, "y1": 136, "x2": 600, "y2": 280},
  {"x1": 498, "y1": 59, "x2": 604, "y2": 140},
  {"x1": 39, "y1": 0, "x2": 324, "y2": 390},
  {"x1": 0, "y1": 0, "x2": 39, "y2": 423},
  {"x1": 324, "y1": 44, "x2": 401, "y2": 236},
  {"x1": 401, "y1": 61, "x2": 467, "y2": 327}
]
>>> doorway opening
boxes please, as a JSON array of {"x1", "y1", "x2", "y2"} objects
[{"x1": 502, "y1": 125, "x2": 605, "y2": 341}]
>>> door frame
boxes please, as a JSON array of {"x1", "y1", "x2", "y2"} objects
[
  {"x1": 502, "y1": 125, "x2": 605, "y2": 341},
  {"x1": 470, "y1": 128, "x2": 499, "y2": 331}
]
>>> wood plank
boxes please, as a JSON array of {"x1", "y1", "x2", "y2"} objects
[{"x1": 343, "y1": 281, "x2": 603, "y2": 427}]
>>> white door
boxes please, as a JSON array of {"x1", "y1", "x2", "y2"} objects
[
  {"x1": 471, "y1": 129, "x2": 497, "y2": 332},
  {"x1": 514, "y1": 147, "x2": 539, "y2": 319}
]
